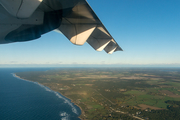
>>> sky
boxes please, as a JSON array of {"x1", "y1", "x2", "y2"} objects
[{"x1": 1, "y1": 0, "x2": 180, "y2": 67}]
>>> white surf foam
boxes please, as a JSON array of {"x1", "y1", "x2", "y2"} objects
[
  {"x1": 34, "y1": 82, "x2": 52, "y2": 92},
  {"x1": 12, "y1": 73, "x2": 33, "y2": 83},
  {"x1": 55, "y1": 92, "x2": 78, "y2": 115},
  {"x1": 12, "y1": 73, "x2": 78, "y2": 115},
  {"x1": 60, "y1": 112, "x2": 70, "y2": 120}
]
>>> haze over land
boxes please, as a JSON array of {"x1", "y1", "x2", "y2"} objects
[{"x1": 16, "y1": 68, "x2": 180, "y2": 120}]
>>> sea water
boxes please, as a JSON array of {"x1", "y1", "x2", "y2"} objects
[{"x1": 0, "y1": 68, "x2": 81, "y2": 120}]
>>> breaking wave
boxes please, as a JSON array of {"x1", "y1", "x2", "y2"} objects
[
  {"x1": 54, "y1": 92, "x2": 78, "y2": 114},
  {"x1": 60, "y1": 112, "x2": 70, "y2": 120},
  {"x1": 12, "y1": 73, "x2": 78, "y2": 115},
  {"x1": 34, "y1": 82, "x2": 52, "y2": 92},
  {"x1": 12, "y1": 73, "x2": 33, "y2": 83}
]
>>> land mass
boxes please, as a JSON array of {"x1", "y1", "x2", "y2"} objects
[{"x1": 15, "y1": 68, "x2": 180, "y2": 120}]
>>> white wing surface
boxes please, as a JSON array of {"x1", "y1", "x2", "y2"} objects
[
  {"x1": 56, "y1": 1, "x2": 122, "y2": 54},
  {"x1": 0, "y1": 0, "x2": 122, "y2": 54}
]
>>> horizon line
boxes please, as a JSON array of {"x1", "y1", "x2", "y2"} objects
[{"x1": 1, "y1": 63, "x2": 180, "y2": 68}]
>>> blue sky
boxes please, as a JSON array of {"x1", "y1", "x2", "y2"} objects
[{"x1": 1, "y1": 0, "x2": 180, "y2": 67}]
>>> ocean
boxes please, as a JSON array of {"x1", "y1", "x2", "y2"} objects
[{"x1": 0, "y1": 68, "x2": 81, "y2": 120}]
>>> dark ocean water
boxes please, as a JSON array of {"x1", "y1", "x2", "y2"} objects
[{"x1": 0, "y1": 68, "x2": 81, "y2": 120}]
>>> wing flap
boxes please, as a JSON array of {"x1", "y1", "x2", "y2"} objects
[
  {"x1": 104, "y1": 41, "x2": 118, "y2": 54},
  {"x1": 87, "y1": 38, "x2": 111, "y2": 51},
  {"x1": 57, "y1": 0, "x2": 122, "y2": 53},
  {"x1": 87, "y1": 26, "x2": 112, "y2": 51},
  {"x1": 59, "y1": 18, "x2": 96, "y2": 45}
]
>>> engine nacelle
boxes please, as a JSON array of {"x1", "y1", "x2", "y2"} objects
[{"x1": 5, "y1": 10, "x2": 62, "y2": 42}]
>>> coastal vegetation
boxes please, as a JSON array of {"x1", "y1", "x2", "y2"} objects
[{"x1": 15, "y1": 68, "x2": 180, "y2": 120}]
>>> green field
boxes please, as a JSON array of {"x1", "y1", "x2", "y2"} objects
[{"x1": 16, "y1": 68, "x2": 180, "y2": 120}]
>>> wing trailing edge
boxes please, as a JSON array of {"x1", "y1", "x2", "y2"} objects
[
  {"x1": 0, "y1": 0, "x2": 122, "y2": 54},
  {"x1": 57, "y1": 0, "x2": 122, "y2": 54}
]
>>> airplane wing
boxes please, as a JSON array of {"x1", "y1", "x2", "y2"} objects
[
  {"x1": 0, "y1": 0, "x2": 122, "y2": 54},
  {"x1": 56, "y1": 1, "x2": 123, "y2": 54}
]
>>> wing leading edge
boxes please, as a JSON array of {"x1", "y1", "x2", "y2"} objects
[{"x1": 56, "y1": 1, "x2": 122, "y2": 54}]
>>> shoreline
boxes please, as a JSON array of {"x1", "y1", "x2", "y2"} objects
[{"x1": 12, "y1": 73, "x2": 85, "y2": 120}]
